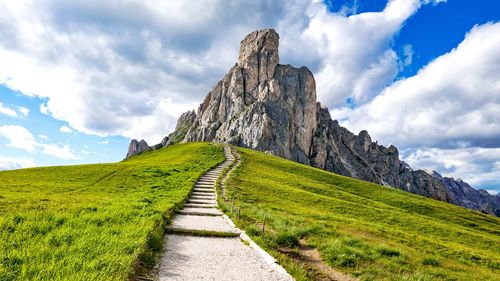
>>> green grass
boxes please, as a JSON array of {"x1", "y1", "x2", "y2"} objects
[
  {"x1": 222, "y1": 147, "x2": 500, "y2": 281},
  {"x1": 0, "y1": 143, "x2": 224, "y2": 281}
]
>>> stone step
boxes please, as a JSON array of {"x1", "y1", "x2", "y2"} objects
[
  {"x1": 188, "y1": 199, "x2": 216, "y2": 204},
  {"x1": 177, "y1": 207, "x2": 222, "y2": 216},
  {"x1": 166, "y1": 228, "x2": 240, "y2": 238},
  {"x1": 195, "y1": 184, "x2": 214, "y2": 188},
  {"x1": 177, "y1": 210, "x2": 222, "y2": 217},
  {"x1": 191, "y1": 191, "x2": 215, "y2": 198},
  {"x1": 199, "y1": 179, "x2": 217, "y2": 183},
  {"x1": 200, "y1": 176, "x2": 218, "y2": 179},
  {"x1": 197, "y1": 181, "x2": 215, "y2": 185},
  {"x1": 191, "y1": 196, "x2": 215, "y2": 201},
  {"x1": 184, "y1": 203, "x2": 216, "y2": 208},
  {"x1": 192, "y1": 188, "x2": 214, "y2": 193},
  {"x1": 192, "y1": 192, "x2": 215, "y2": 197}
]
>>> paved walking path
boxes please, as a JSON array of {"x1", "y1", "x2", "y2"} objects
[{"x1": 158, "y1": 146, "x2": 293, "y2": 281}]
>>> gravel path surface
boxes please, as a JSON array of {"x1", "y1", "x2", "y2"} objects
[
  {"x1": 158, "y1": 146, "x2": 293, "y2": 280},
  {"x1": 179, "y1": 207, "x2": 222, "y2": 215},
  {"x1": 169, "y1": 215, "x2": 239, "y2": 233},
  {"x1": 159, "y1": 235, "x2": 292, "y2": 281}
]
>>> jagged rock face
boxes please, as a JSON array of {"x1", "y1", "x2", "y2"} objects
[
  {"x1": 126, "y1": 139, "x2": 150, "y2": 158},
  {"x1": 184, "y1": 29, "x2": 317, "y2": 164},
  {"x1": 168, "y1": 110, "x2": 197, "y2": 144},
  {"x1": 310, "y1": 104, "x2": 451, "y2": 202},
  {"x1": 441, "y1": 176, "x2": 500, "y2": 216},
  {"x1": 129, "y1": 28, "x2": 498, "y2": 216}
]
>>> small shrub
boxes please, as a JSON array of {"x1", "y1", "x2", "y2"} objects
[
  {"x1": 377, "y1": 246, "x2": 401, "y2": 257},
  {"x1": 322, "y1": 238, "x2": 374, "y2": 268},
  {"x1": 245, "y1": 225, "x2": 262, "y2": 237},
  {"x1": 275, "y1": 231, "x2": 300, "y2": 247},
  {"x1": 422, "y1": 257, "x2": 440, "y2": 266}
]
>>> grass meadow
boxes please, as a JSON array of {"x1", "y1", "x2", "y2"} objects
[
  {"x1": 221, "y1": 147, "x2": 500, "y2": 281},
  {"x1": 0, "y1": 143, "x2": 224, "y2": 280}
]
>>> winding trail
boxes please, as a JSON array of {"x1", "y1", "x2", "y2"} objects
[{"x1": 158, "y1": 146, "x2": 293, "y2": 281}]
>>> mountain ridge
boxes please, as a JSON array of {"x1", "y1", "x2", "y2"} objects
[{"x1": 126, "y1": 28, "x2": 499, "y2": 216}]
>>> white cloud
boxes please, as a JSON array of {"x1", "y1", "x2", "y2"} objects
[
  {"x1": 40, "y1": 143, "x2": 77, "y2": 160},
  {"x1": 404, "y1": 147, "x2": 500, "y2": 189},
  {"x1": 0, "y1": 102, "x2": 17, "y2": 117},
  {"x1": 0, "y1": 155, "x2": 36, "y2": 170},
  {"x1": 59, "y1": 125, "x2": 73, "y2": 133},
  {"x1": 17, "y1": 106, "x2": 29, "y2": 116},
  {"x1": 0, "y1": 0, "x2": 289, "y2": 143},
  {"x1": 0, "y1": 125, "x2": 77, "y2": 160},
  {"x1": 0, "y1": 125, "x2": 37, "y2": 152},
  {"x1": 279, "y1": 0, "x2": 430, "y2": 109},
  {"x1": 337, "y1": 22, "x2": 500, "y2": 149},
  {"x1": 0, "y1": 0, "x2": 442, "y2": 143},
  {"x1": 0, "y1": 103, "x2": 29, "y2": 117}
]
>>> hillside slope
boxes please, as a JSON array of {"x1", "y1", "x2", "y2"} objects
[
  {"x1": 0, "y1": 143, "x2": 224, "y2": 281},
  {"x1": 222, "y1": 147, "x2": 500, "y2": 281}
]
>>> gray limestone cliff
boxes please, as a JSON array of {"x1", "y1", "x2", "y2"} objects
[
  {"x1": 126, "y1": 29, "x2": 499, "y2": 216},
  {"x1": 126, "y1": 139, "x2": 150, "y2": 158}
]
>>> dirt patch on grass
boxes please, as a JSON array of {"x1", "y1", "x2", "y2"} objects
[{"x1": 280, "y1": 239, "x2": 358, "y2": 281}]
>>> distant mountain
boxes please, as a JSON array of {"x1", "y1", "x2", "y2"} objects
[{"x1": 126, "y1": 29, "x2": 499, "y2": 216}]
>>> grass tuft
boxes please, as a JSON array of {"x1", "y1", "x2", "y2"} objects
[{"x1": 422, "y1": 257, "x2": 440, "y2": 266}]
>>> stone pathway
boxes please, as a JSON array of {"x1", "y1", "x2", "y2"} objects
[{"x1": 158, "y1": 146, "x2": 293, "y2": 281}]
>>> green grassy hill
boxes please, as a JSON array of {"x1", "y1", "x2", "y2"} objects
[
  {"x1": 0, "y1": 143, "x2": 224, "y2": 280},
  {"x1": 1, "y1": 143, "x2": 499, "y2": 281},
  {"x1": 220, "y1": 147, "x2": 500, "y2": 281}
]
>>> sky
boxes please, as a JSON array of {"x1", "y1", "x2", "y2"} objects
[{"x1": 0, "y1": 0, "x2": 499, "y2": 194}]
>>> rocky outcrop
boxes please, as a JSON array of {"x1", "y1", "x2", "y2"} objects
[
  {"x1": 126, "y1": 139, "x2": 150, "y2": 158},
  {"x1": 168, "y1": 110, "x2": 197, "y2": 144},
  {"x1": 125, "y1": 136, "x2": 171, "y2": 159},
  {"x1": 126, "y1": 28, "x2": 499, "y2": 216},
  {"x1": 309, "y1": 106, "x2": 451, "y2": 202},
  {"x1": 439, "y1": 174, "x2": 500, "y2": 216}
]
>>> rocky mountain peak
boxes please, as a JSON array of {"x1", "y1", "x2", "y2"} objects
[
  {"x1": 126, "y1": 28, "x2": 499, "y2": 216},
  {"x1": 237, "y1": 29, "x2": 279, "y2": 91}
]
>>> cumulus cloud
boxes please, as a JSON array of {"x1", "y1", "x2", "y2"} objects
[
  {"x1": 0, "y1": 0, "x2": 442, "y2": 144},
  {"x1": 336, "y1": 22, "x2": 500, "y2": 149},
  {"x1": 0, "y1": 125, "x2": 37, "y2": 152},
  {"x1": 0, "y1": 125, "x2": 77, "y2": 160},
  {"x1": 0, "y1": 0, "x2": 289, "y2": 143},
  {"x1": 278, "y1": 0, "x2": 428, "y2": 108},
  {"x1": 0, "y1": 155, "x2": 36, "y2": 170}
]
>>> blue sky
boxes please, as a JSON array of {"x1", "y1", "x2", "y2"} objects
[{"x1": 0, "y1": 0, "x2": 499, "y2": 193}]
